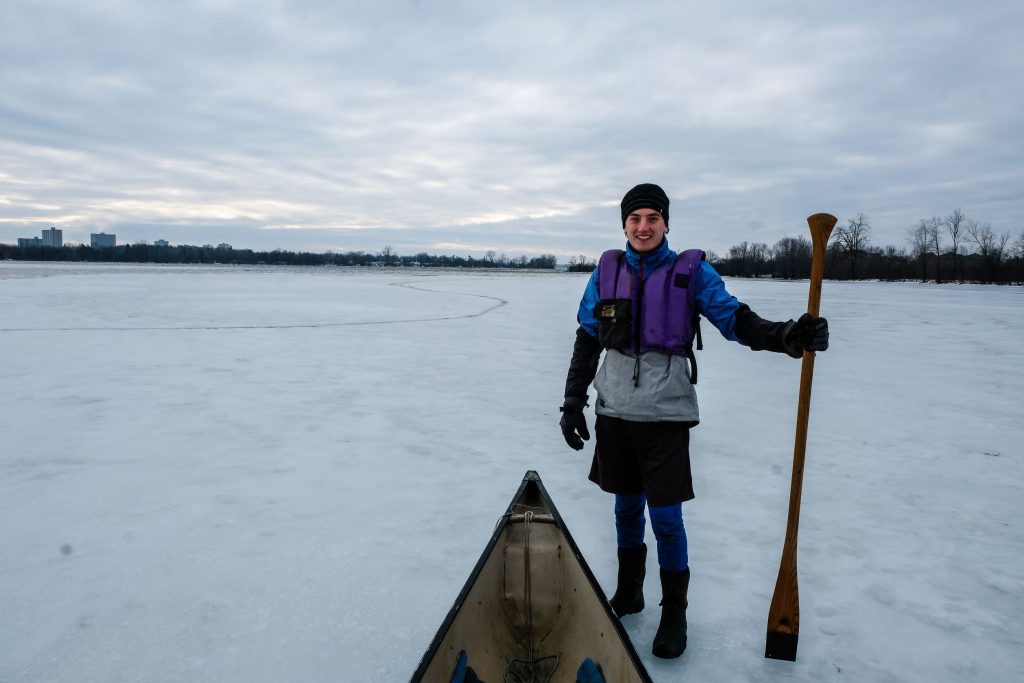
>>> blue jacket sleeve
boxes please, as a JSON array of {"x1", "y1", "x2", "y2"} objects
[
  {"x1": 576, "y1": 269, "x2": 600, "y2": 338},
  {"x1": 692, "y1": 261, "x2": 742, "y2": 342}
]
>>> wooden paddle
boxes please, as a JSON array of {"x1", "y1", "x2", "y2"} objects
[{"x1": 765, "y1": 212, "x2": 837, "y2": 662}]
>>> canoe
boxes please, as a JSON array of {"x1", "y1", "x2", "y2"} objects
[{"x1": 410, "y1": 470, "x2": 653, "y2": 683}]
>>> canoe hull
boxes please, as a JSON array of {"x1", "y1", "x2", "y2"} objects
[{"x1": 410, "y1": 471, "x2": 652, "y2": 683}]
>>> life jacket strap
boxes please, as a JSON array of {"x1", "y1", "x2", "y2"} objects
[{"x1": 685, "y1": 345, "x2": 698, "y2": 385}]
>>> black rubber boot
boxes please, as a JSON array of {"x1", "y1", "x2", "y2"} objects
[
  {"x1": 652, "y1": 567, "x2": 689, "y2": 659},
  {"x1": 609, "y1": 544, "x2": 646, "y2": 617}
]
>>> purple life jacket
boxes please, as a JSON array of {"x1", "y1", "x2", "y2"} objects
[{"x1": 596, "y1": 248, "x2": 704, "y2": 356}]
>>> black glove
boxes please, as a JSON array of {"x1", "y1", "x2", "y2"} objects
[
  {"x1": 561, "y1": 327, "x2": 600, "y2": 450},
  {"x1": 783, "y1": 313, "x2": 829, "y2": 357},
  {"x1": 560, "y1": 397, "x2": 590, "y2": 451}
]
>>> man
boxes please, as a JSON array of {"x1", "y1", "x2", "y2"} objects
[{"x1": 559, "y1": 183, "x2": 828, "y2": 659}]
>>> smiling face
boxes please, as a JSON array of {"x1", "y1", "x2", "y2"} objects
[{"x1": 624, "y1": 208, "x2": 668, "y2": 252}]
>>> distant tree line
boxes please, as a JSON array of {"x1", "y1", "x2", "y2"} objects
[
  {"x1": 712, "y1": 211, "x2": 1024, "y2": 284},
  {"x1": 566, "y1": 254, "x2": 597, "y2": 272},
  {"x1": 7, "y1": 210, "x2": 1022, "y2": 282},
  {"x1": 0, "y1": 242, "x2": 560, "y2": 270}
]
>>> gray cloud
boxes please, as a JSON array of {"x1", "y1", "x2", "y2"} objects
[{"x1": 3, "y1": 0, "x2": 1022, "y2": 260}]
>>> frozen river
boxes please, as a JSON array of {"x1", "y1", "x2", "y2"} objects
[{"x1": 2, "y1": 261, "x2": 1022, "y2": 682}]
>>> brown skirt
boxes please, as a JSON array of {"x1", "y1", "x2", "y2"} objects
[{"x1": 589, "y1": 414, "x2": 694, "y2": 506}]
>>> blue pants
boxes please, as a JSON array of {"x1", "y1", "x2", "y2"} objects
[{"x1": 615, "y1": 493, "x2": 688, "y2": 572}]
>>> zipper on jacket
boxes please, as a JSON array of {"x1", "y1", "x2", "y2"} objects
[{"x1": 632, "y1": 257, "x2": 644, "y2": 387}]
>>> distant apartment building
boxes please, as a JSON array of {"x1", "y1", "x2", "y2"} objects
[
  {"x1": 154, "y1": 239, "x2": 170, "y2": 247},
  {"x1": 41, "y1": 227, "x2": 62, "y2": 248},
  {"x1": 91, "y1": 232, "x2": 116, "y2": 248},
  {"x1": 217, "y1": 243, "x2": 232, "y2": 250},
  {"x1": 15, "y1": 226, "x2": 61, "y2": 248}
]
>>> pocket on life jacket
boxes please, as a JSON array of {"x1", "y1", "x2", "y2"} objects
[{"x1": 595, "y1": 298, "x2": 632, "y2": 349}]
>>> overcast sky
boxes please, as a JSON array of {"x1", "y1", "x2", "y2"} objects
[{"x1": 2, "y1": 0, "x2": 1021, "y2": 260}]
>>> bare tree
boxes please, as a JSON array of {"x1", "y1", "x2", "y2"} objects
[
  {"x1": 944, "y1": 208, "x2": 967, "y2": 283},
  {"x1": 924, "y1": 217, "x2": 944, "y2": 283},
  {"x1": 728, "y1": 241, "x2": 750, "y2": 260},
  {"x1": 380, "y1": 245, "x2": 393, "y2": 266},
  {"x1": 485, "y1": 249, "x2": 496, "y2": 265},
  {"x1": 567, "y1": 254, "x2": 596, "y2": 272},
  {"x1": 878, "y1": 245, "x2": 908, "y2": 281},
  {"x1": 966, "y1": 220, "x2": 1010, "y2": 282},
  {"x1": 749, "y1": 242, "x2": 770, "y2": 277},
  {"x1": 727, "y1": 241, "x2": 751, "y2": 276},
  {"x1": 833, "y1": 213, "x2": 872, "y2": 278},
  {"x1": 906, "y1": 220, "x2": 931, "y2": 282},
  {"x1": 1013, "y1": 229, "x2": 1024, "y2": 260},
  {"x1": 771, "y1": 236, "x2": 811, "y2": 279},
  {"x1": 1012, "y1": 230, "x2": 1024, "y2": 284}
]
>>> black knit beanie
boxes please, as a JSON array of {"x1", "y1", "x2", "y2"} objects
[{"x1": 620, "y1": 183, "x2": 669, "y2": 227}]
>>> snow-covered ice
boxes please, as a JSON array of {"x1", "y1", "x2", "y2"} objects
[{"x1": 2, "y1": 261, "x2": 1022, "y2": 682}]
